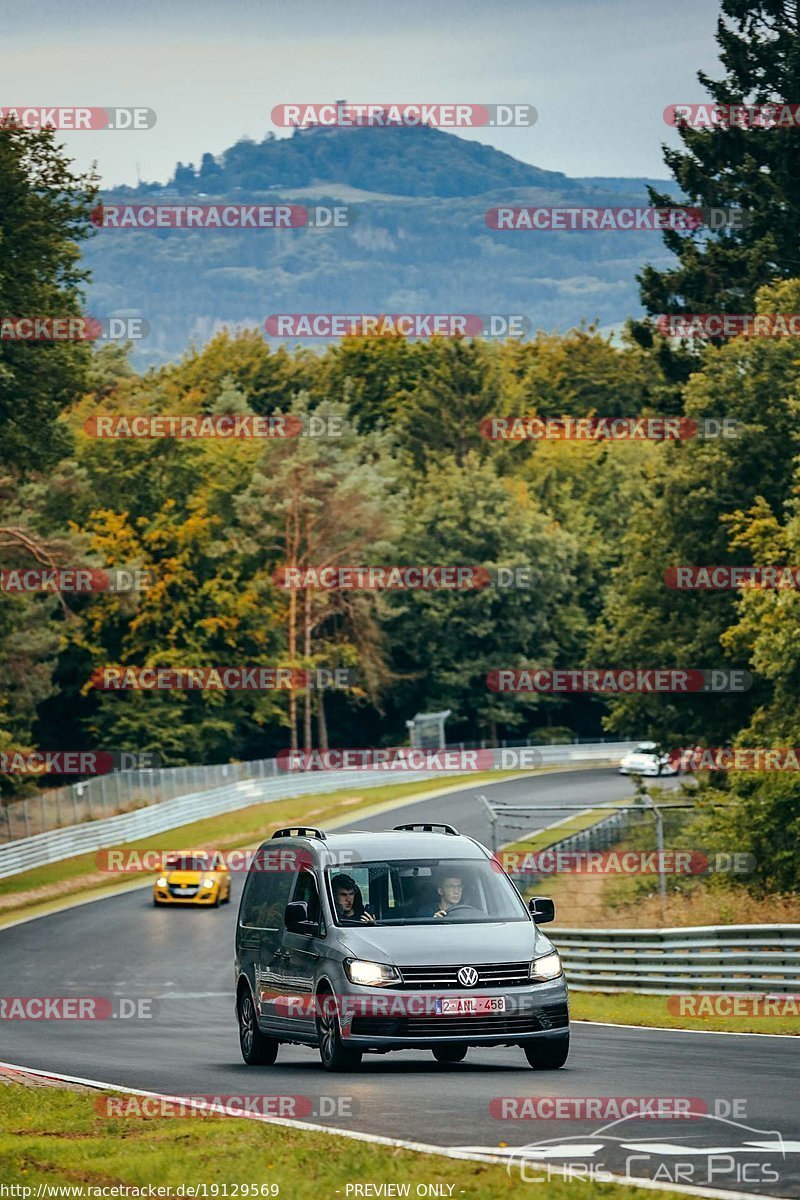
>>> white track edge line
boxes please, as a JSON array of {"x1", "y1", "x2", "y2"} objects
[{"x1": 574, "y1": 1019, "x2": 799, "y2": 1040}]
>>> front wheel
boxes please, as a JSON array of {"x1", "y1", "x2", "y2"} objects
[
  {"x1": 432, "y1": 1045, "x2": 467, "y2": 1064},
  {"x1": 523, "y1": 1034, "x2": 569, "y2": 1070},
  {"x1": 238, "y1": 988, "x2": 279, "y2": 1066},
  {"x1": 317, "y1": 993, "x2": 362, "y2": 1072}
]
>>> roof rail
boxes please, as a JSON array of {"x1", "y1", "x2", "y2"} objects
[
  {"x1": 393, "y1": 822, "x2": 459, "y2": 835},
  {"x1": 271, "y1": 826, "x2": 327, "y2": 840}
]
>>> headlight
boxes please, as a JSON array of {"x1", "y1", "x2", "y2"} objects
[
  {"x1": 530, "y1": 952, "x2": 562, "y2": 981},
  {"x1": 156, "y1": 877, "x2": 167, "y2": 888},
  {"x1": 202, "y1": 878, "x2": 215, "y2": 889},
  {"x1": 344, "y1": 959, "x2": 401, "y2": 987}
]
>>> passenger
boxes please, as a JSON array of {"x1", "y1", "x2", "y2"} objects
[{"x1": 331, "y1": 873, "x2": 376, "y2": 924}]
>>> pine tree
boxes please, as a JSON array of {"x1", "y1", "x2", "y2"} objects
[{"x1": 638, "y1": 0, "x2": 800, "y2": 323}]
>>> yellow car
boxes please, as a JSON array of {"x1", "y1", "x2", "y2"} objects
[{"x1": 153, "y1": 850, "x2": 231, "y2": 907}]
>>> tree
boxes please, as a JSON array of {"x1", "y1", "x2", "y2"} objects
[
  {"x1": 234, "y1": 395, "x2": 400, "y2": 750},
  {"x1": 638, "y1": 0, "x2": 800, "y2": 323},
  {"x1": 595, "y1": 280, "x2": 800, "y2": 744},
  {"x1": 0, "y1": 123, "x2": 98, "y2": 793},
  {"x1": 0, "y1": 121, "x2": 98, "y2": 467},
  {"x1": 384, "y1": 453, "x2": 585, "y2": 742}
]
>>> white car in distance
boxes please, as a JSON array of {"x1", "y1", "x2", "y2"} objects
[{"x1": 619, "y1": 741, "x2": 678, "y2": 776}]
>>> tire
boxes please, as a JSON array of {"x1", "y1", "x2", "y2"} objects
[
  {"x1": 432, "y1": 1045, "x2": 467, "y2": 1064},
  {"x1": 523, "y1": 1034, "x2": 569, "y2": 1070},
  {"x1": 237, "y1": 987, "x2": 279, "y2": 1066},
  {"x1": 316, "y1": 992, "x2": 362, "y2": 1072}
]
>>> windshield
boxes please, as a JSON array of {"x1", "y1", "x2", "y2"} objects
[
  {"x1": 166, "y1": 855, "x2": 211, "y2": 872},
  {"x1": 326, "y1": 858, "x2": 528, "y2": 925}
]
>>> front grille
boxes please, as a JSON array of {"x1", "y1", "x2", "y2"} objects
[
  {"x1": 351, "y1": 1003, "x2": 568, "y2": 1040},
  {"x1": 398, "y1": 961, "x2": 531, "y2": 989}
]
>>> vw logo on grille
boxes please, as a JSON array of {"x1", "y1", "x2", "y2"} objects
[{"x1": 457, "y1": 966, "x2": 479, "y2": 987}]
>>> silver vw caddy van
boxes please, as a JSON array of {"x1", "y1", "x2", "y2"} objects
[{"x1": 234, "y1": 823, "x2": 569, "y2": 1071}]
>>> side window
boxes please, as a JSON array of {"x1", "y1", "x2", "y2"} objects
[
  {"x1": 240, "y1": 863, "x2": 295, "y2": 928},
  {"x1": 291, "y1": 869, "x2": 322, "y2": 931}
]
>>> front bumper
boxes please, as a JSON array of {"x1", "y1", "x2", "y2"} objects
[
  {"x1": 337, "y1": 977, "x2": 569, "y2": 1048},
  {"x1": 153, "y1": 887, "x2": 219, "y2": 905}
]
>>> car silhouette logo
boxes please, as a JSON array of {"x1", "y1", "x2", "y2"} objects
[{"x1": 457, "y1": 966, "x2": 479, "y2": 986}]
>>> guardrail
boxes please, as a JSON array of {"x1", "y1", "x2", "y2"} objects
[
  {"x1": 554, "y1": 924, "x2": 800, "y2": 994},
  {"x1": 0, "y1": 738, "x2": 637, "y2": 843},
  {"x1": 0, "y1": 741, "x2": 634, "y2": 879}
]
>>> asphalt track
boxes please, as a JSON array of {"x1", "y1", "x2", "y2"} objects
[{"x1": 1, "y1": 768, "x2": 798, "y2": 1197}]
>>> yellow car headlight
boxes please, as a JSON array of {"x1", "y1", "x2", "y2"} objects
[
  {"x1": 202, "y1": 878, "x2": 215, "y2": 889},
  {"x1": 156, "y1": 877, "x2": 168, "y2": 888}
]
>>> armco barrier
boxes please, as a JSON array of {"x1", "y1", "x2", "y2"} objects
[
  {"x1": 0, "y1": 741, "x2": 635, "y2": 879},
  {"x1": 554, "y1": 924, "x2": 800, "y2": 994},
  {"x1": 502, "y1": 806, "x2": 634, "y2": 871}
]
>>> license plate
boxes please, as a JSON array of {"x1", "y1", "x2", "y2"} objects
[
  {"x1": 172, "y1": 887, "x2": 196, "y2": 896},
  {"x1": 434, "y1": 996, "x2": 506, "y2": 1015}
]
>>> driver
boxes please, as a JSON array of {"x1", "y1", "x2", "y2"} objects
[
  {"x1": 331, "y1": 873, "x2": 376, "y2": 924},
  {"x1": 433, "y1": 872, "x2": 465, "y2": 919}
]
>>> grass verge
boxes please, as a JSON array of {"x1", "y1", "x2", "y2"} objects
[
  {"x1": 0, "y1": 1079, "x2": 701, "y2": 1199},
  {"x1": 0, "y1": 769, "x2": 546, "y2": 927},
  {"x1": 500, "y1": 805, "x2": 622, "y2": 862},
  {"x1": 570, "y1": 989, "x2": 799, "y2": 1035}
]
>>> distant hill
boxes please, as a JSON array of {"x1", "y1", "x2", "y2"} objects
[
  {"x1": 123, "y1": 124, "x2": 581, "y2": 199},
  {"x1": 86, "y1": 126, "x2": 681, "y2": 366}
]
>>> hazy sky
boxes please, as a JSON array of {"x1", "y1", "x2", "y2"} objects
[{"x1": 2, "y1": 0, "x2": 722, "y2": 187}]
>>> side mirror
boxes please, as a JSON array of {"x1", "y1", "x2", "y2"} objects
[
  {"x1": 529, "y1": 896, "x2": 555, "y2": 924},
  {"x1": 284, "y1": 900, "x2": 315, "y2": 933}
]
